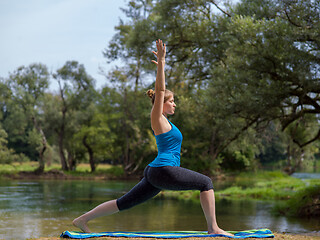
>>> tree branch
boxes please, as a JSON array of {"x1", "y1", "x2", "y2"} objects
[
  {"x1": 293, "y1": 129, "x2": 320, "y2": 148},
  {"x1": 209, "y1": 0, "x2": 232, "y2": 17},
  {"x1": 284, "y1": 9, "x2": 302, "y2": 28}
]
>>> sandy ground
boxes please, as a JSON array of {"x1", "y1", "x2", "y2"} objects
[{"x1": 27, "y1": 232, "x2": 320, "y2": 240}]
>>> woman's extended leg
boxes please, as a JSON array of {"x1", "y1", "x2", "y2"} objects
[
  {"x1": 73, "y1": 173, "x2": 161, "y2": 233},
  {"x1": 200, "y1": 189, "x2": 233, "y2": 236},
  {"x1": 73, "y1": 200, "x2": 118, "y2": 233}
]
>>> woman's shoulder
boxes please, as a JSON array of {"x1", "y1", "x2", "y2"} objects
[{"x1": 151, "y1": 114, "x2": 172, "y2": 136}]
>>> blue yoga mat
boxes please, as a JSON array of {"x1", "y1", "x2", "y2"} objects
[{"x1": 60, "y1": 228, "x2": 274, "y2": 239}]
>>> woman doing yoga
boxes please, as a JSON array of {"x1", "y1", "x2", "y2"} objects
[{"x1": 73, "y1": 39, "x2": 233, "y2": 236}]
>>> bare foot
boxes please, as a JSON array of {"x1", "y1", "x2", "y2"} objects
[
  {"x1": 209, "y1": 228, "x2": 234, "y2": 237},
  {"x1": 73, "y1": 217, "x2": 91, "y2": 233}
]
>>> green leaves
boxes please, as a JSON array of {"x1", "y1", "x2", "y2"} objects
[{"x1": 1, "y1": 0, "x2": 320, "y2": 174}]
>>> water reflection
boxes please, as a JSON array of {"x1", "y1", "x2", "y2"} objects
[{"x1": 0, "y1": 180, "x2": 319, "y2": 240}]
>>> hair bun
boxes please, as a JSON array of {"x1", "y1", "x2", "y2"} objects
[{"x1": 146, "y1": 89, "x2": 155, "y2": 99}]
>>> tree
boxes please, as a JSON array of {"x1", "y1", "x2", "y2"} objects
[
  {"x1": 6, "y1": 63, "x2": 49, "y2": 173},
  {"x1": 104, "y1": 68, "x2": 156, "y2": 175},
  {"x1": 0, "y1": 82, "x2": 17, "y2": 164},
  {"x1": 52, "y1": 61, "x2": 96, "y2": 171},
  {"x1": 282, "y1": 115, "x2": 320, "y2": 174},
  {"x1": 72, "y1": 106, "x2": 115, "y2": 172},
  {"x1": 211, "y1": 0, "x2": 320, "y2": 171},
  {"x1": 104, "y1": 0, "x2": 156, "y2": 91}
]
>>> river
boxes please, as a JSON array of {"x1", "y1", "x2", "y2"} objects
[{"x1": 0, "y1": 176, "x2": 319, "y2": 240}]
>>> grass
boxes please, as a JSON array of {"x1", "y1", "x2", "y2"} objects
[
  {"x1": 0, "y1": 161, "x2": 124, "y2": 178},
  {"x1": 216, "y1": 176, "x2": 305, "y2": 200},
  {"x1": 0, "y1": 161, "x2": 40, "y2": 173}
]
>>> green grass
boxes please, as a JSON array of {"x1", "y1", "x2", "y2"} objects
[
  {"x1": 0, "y1": 161, "x2": 124, "y2": 178},
  {"x1": 217, "y1": 176, "x2": 305, "y2": 200},
  {"x1": 0, "y1": 161, "x2": 40, "y2": 173}
]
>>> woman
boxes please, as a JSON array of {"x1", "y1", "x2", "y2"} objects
[{"x1": 73, "y1": 39, "x2": 233, "y2": 236}]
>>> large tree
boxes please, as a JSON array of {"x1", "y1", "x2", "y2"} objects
[
  {"x1": 6, "y1": 64, "x2": 49, "y2": 173},
  {"x1": 52, "y1": 61, "x2": 96, "y2": 171},
  {"x1": 212, "y1": 0, "x2": 320, "y2": 170}
]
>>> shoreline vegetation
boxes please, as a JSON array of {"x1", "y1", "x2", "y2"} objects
[
  {"x1": 0, "y1": 162, "x2": 126, "y2": 180},
  {"x1": 2, "y1": 162, "x2": 320, "y2": 239}
]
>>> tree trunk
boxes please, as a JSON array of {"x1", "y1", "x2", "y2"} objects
[
  {"x1": 58, "y1": 131, "x2": 69, "y2": 171},
  {"x1": 32, "y1": 117, "x2": 47, "y2": 174},
  {"x1": 284, "y1": 145, "x2": 294, "y2": 175},
  {"x1": 57, "y1": 80, "x2": 69, "y2": 171},
  {"x1": 123, "y1": 87, "x2": 131, "y2": 176},
  {"x1": 134, "y1": 58, "x2": 141, "y2": 92},
  {"x1": 35, "y1": 128, "x2": 47, "y2": 173},
  {"x1": 82, "y1": 135, "x2": 95, "y2": 172},
  {"x1": 209, "y1": 132, "x2": 220, "y2": 161},
  {"x1": 68, "y1": 151, "x2": 76, "y2": 171}
]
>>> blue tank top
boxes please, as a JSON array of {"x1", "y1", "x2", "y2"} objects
[{"x1": 149, "y1": 119, "x2": 183, "y2": 167}]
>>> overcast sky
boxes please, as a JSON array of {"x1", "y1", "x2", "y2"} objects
[{"x1": 0, "y1": 0, "x2": 128, "y2": 89}]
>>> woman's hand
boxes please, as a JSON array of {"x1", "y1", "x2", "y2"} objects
[{"x1": 152, "y1": 39, "x2": 166, "y2": 65}]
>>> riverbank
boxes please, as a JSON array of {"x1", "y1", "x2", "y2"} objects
[
  {"x1": 29, "y1": 232, "x2": 320, "y2": 239},
  {"x1": 0, "y1": 162, "x2": 128, "y2": 180}
]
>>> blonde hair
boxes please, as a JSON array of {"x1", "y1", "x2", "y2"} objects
[{"x1": 146, "y1": 89, "x2": 174, "y2": 105}]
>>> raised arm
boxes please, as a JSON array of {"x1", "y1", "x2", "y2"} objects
[{"x1": 151, "y1": 39, "x2": 171, "y2": 135}]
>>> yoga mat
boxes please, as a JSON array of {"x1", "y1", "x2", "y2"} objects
[{"x1": 60, "y1": 228, "x2": 274, "y2": 239}]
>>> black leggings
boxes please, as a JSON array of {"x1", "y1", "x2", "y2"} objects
[{"x1": 116, "y1": 166, "x2": 214, "y2": 211}]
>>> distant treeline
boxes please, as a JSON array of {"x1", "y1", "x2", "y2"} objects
[{"x1": 0, "y1": 0, "x2": 319, "y2": 175}]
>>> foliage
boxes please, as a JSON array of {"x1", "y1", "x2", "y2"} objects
[
  {"x1": 51, "y1": 61, "x2": 97, "y2": 171},
  {"x1": 0, "y1": 128, "x2": 25, "y2": 164},
  {"x1": 216, "y1": 177, "x2": 305, "y2": 200},
  {"x1": 0, "y1": 0, "x2": 320, "y2": 174},
  {"x1": 214, "y1": 171, "x2": 308, "y2": 200},
  {"x1": 2, "y1": 64, "x2": 49, "y2": 172},
  {"x1": 274, "y1": 184, "x2": 320, "y2": 217}
]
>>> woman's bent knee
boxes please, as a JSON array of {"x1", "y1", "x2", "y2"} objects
[{"x1": 200, "y1": 176, "x2": 214, "y2": 192}]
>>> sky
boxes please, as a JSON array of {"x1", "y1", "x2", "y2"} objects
[{"x1": 0, "y1": 0, "x2": 128, "y2": 89}]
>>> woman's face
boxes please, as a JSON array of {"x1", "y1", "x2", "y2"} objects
[{"x1": 163, "y1": 95, "x2": 176, "y2": 115}]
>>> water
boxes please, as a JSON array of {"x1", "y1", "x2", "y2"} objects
[
  {"x1": 292, "y1": 172, "x2": 320, "y2": 180},
  {"x1": 0, "y1": 179, "x2": 319, "y2": 240}
]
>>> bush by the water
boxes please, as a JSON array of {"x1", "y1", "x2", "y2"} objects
[
  {"x1": 215, "y1": 171, "x2": 306, "y2": 200},
  {"x1": 274, "y1": 183, "x2": 320, "y2": 217}
]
